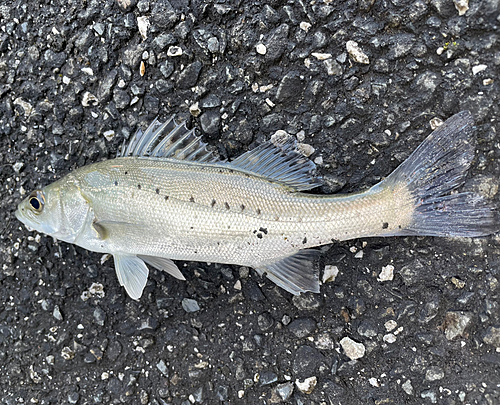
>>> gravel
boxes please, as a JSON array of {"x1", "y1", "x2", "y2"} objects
[{"x1": 1, "y1": 0, "x2": 500, "y2": 404}]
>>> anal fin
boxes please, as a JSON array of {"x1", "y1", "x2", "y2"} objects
[
  {"x1": 113, "y1": 254, "x2": 149, "y2": 300},
  {"x1": 138, "y1": 255, "x2": 186, "y2": 281},
  {"x1": 255, "y1": 249, "x2": 320, "y2": 295}
]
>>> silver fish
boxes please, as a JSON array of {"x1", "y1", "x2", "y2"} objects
[{"x1": 15, "y1": 111, "x2": 498, "y2": 299}]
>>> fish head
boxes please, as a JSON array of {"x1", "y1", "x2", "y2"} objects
[{"x1": 15, "y1": 176, "x2": 91, "y2": 243}]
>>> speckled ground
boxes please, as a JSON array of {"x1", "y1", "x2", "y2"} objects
[{"x1": 1, "y1": 0, "x2": 500, "y2": 404}]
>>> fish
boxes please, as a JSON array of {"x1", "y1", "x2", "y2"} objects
[{"x1": 15, "y1": 110, "x2": 498, "y2": 300}]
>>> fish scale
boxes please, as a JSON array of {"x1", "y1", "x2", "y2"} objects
[{"x1": 15, "y1": 112, "x2": 499, "y2": 299}]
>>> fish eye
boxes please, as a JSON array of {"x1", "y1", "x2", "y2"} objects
[{"x1": 28, "y1": 190, "x2": 45, "y2": 213}]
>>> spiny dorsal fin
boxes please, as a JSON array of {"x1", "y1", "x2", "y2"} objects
[
  {"x1": 119, "y1": 116, "x2": 218, "y2": 163},
  {"x1": 228, "y1": 137, "x2": 322, "y2": 191}
]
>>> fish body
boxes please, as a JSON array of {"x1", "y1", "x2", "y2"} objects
[{"x1": 15, "y1": 111, "x2": 498, "y2": 299}]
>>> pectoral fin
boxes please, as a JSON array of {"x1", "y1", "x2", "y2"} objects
[
  {"x1": 255, "y1": 249, "x2": 320, "y2": 295},
  {"x1": 113, "y1": 254, "x2": 149, "y2": 300},
  {"x1": 138, "y1": 255, "x2": 186, "y2": 281}
]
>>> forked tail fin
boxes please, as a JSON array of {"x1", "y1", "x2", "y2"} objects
[{"x1": 381, "y1": 110, "x2": 499, "y2": 237}]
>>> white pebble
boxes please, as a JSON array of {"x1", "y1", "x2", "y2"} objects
[
  {"x1": 295, "y1": 376, "x2": 317, "y2": 394},
  {"x1": 299, "y1": 22, "x2": 311, "y2": 32},
  {"x1": 137, "y1": 16, "x2": 149, "y2": 40},
  {"x1": 453, "y1": 0, "x2": 469, "y2": 15},
  {"x1": 81, "y1": 67, "x2": 94, "y2": 76},
  {"x1": 256, "y1": 43, "x2": 267, "y2": 55},
  {"x1": 297, "y1": 143, "x2": 315, "y2": 157},
  {"x1": 82, "y1": 91, "x2": 98, "y2": 107},
  {"x1": 340, "y1": 337, "x2": 366, "y2": 360},
  {"x1": 354, "y1": 250, "x2": 364, "y2": 259},
  {"x1": 322, "y1": 265, "x2": 339, "y2": 283},
  {"x1": 483, "y1": 78, "x2": 494, "y2": 86},
  {"x1": 429, "y1": 117, "x2": 444, "y2": 130},
  {"x1": 384, "y1": 320, "x2": 397, "y2": 332},
  {"x1": 369, "y1": 377, "x2": 380, "y2": 387},
  {"x1": 314, "y1": 156, "x2": 323, "y2": 165},
  {"x1": 472, "y1": 64, "x2": 487, "y2": 75},
  {"x1": 311, "y1": 52, "x2": 332, "y2": 60},
  {"x1": 346, "y1": 40, "x2": 369, "y2": 64},
  {"x1": 103, "y1": 130, "x2": 115, "y2": 141},
  {"x1": 383, "y1": 333, "x2": 397, "y2": 343},
  {"x1": 167, "y1": 46, "x2": 183, "y2": 57},
  {"x1": 378, "y1": 265, "x2": 394, "y2": 282}
]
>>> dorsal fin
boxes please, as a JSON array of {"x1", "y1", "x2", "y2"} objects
[
  {"x1": 119, "y1": 116, "x2": 218, "y2": 163},
  {"x1": 228, "y1": 137, "x2": 322, "y2": 191}
]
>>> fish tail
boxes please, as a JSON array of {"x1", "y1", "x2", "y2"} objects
[{"x1": 379, "y1": 111, "x2": 499, "y2": 237}]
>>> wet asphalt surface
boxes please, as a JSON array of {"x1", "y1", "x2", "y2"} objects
[{"x1": 1, "y1": 0, "x2": 500, "y2": 404}]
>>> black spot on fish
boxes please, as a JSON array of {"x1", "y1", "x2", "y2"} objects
[
  {"x1": 303, "y1": 237, "x2": 307, "y2": 244},
  {"x1": 219, "y1": 169, "x2": 223, "y2": 173},
  {"x1": 256, "y1": 233, "x2": 263, "y2": 239},
  {"x1": 253, "y1": 230, "x2": 257, "y2": 234},
  {"x1": 217, "y1": 242, "x2": 220, "y2": 246},
  {"x1": 211, "y1": 199, "x2": 216, "y2": 207},
  {"x1": 398, "y1": 225, "x2": 402, "y2": 229},
  {"x1": 229, "y1": 169, "x2": 234, "y2": 173},
  {"x1": 241, "y1": 204, "x2": 245, "y2": 211},
  {"x1": 190, "y1": 226, "x2": 194, "y2": 229},
  {"x1": 124, "y1": 171, "x2": 128, "y2": 175},
  {"x1": 256, "y1": 208, "x2": 261, "y2": 215},
  {"x1": 137, "y1": 184, "x2": 141, "y2": 189},
  {"x1": 259, "y1": 227, "x2": 268, "y2": 235},
  {"x1": 165, "y1": 196, "x2": 169, "y2": 201},
  {"x1": 382, "y1": 222, "x2": 389, "y2": 229},
  {"x1": 156, "y1": 188, "x2": 160, "y2": 194},
  {"x1": 225, "y1": 202, "x2": 230, "y2": 210},
  {"x1": 194, "y1": 250, "x2": 197, "y2": 254},
  {"x1": 114, "y1": 180, "x2": 118, "y2": 186},
  {"x1": 190, "y1": 196, "x2": 195, "y2": 203}
]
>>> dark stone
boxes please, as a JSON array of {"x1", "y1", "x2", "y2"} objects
[
  {"x1": 293, "y1": 345, "x2": 325, "y2": 375},
  {"x1": 177, "y1": 61, "x2": 203, "y2": 89},
  {"x1": 150, "y1": 0, "x2": 178, "y2": 29},
  {"x1": 257, "y1": 312, "x2": 274, "y2": 331},
  {"x1": 113, "y1": 89, "x2": 130, "y2": 110},
  {"x1": 200, "y1": 111, "x2": 220, "y2": 135},
  {"x1": 288, "y1": 318, "x2": 317, "y2": 338},
  {"x1": 264, "y1": 24, "x2": 289, "y2": 62},
  {"x1": 276, "y1": 71, "x2": 304, "y2": 102},
  {"x1": 243, "y1": 280, "x2": 265, "y2": 301},
  {"x1": 98, "y1": 69, "x2": 118, "y2": 102}
]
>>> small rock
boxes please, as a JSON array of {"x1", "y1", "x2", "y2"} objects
[
  {"x1": 167, "y1": 46, "x2": 183, "y2": 57},
  {"x1": 295, "y1": 376, "x2": 317, "y2": 394},
  {"x1": 276, "y1": 71, "x2": 303, "y2": 102},
  {"x1": 137, "y1": 16, "x2": 149, "y2": 40},
  {"x1": 276, "y1": 382, "x2": 294, "y2": 401},
  {"x1": 61, "y1": 347, "x2": 75, "y2": 360},
  {"x1": 453, "y1": 0, "x2": 469, "y2": 15},
  {"x1": 259, "y1": 371, "x2": 278, "y2": 386},
  {"x1": 157, "y1": 360, "x2": 168, "y2": 376},
  {"x1": 357, "y1": 320, "x2": 377, "y2": 338},
  {"x1": 402, "y1": 379, "x2": 414, "y2": 395},
  {"x1": 93, "y1": 307, "x2": 106, "y2": 326},
  {"x1": 297, "y1": 143, "x2": 315, "y2": 157},
  {"x1": 256, "y1": 44, "x2": 267, "y2": 55},
  {"x1": 322, "y1": 265, "x2": 339, "y2": 283},
  {"x1": 292, "y1": 293, "x2": 322, "y2": 310},
  {"x1": 346, "y1": 40, "x2": 369, "y2": 64},
  {"x1": 182, "y1": 298, "x2": 200, "y2": 313},
  {"x1": 324, "y1": 59, "x2": 342, "y2": 75},
  {"x1": 68, "y1": 392, "x2": 79, "y2": 404},
  {"x1": 82, "y1": 92, "x2": 98, "y2": 107},
  {"x1": 340, "y1": 337, "x2": 365, "y2": 360},
  {"x1": 378, "y1": 265, "x2": 394, "y2": 282},
  {"x1": 443, "y1": 311, "x2": 473, "y2": 340},
  {"x1": 288, "y1": 318, "x2": 316, "y2": 338},
  {"x1": 53, "y1": 305, "x2": 63, "y2": 321},
  {"x1": 103, "y1": 130, "x2": 115, "y2": 141},
  {"x1": 383, "y1": 333, "x2": 397, "y2": 343},
  {"x1": 177, "y1": 61, "x2": 203, "y2": 89},
  {"x1": 472, "y1": 64, "x2": 487, "y2": 75},
  {"x1": 189, "y1": 102, "x2": 201, "y2": 117},
  {"x1": 311, "y1": 52, "x2": 331, "y2": 60},
  {"x1": 425, "y1": 366, "x2": 444, "y2": 381},
  {"x1": 429, "y1": 117, "x2": 444, "y2": 130},
  {"x1": 200, "y1": 111, "x2": 220, "y2": 135},
  {"x1": 420, "y1": 390, "x2": 437, "y2": 404},
  {"x1": 257, "y1": 312, "x2": 274, "y2": 331},
  {"x1": 483, "y1": 326, "x2": 500, "y2": 348},
  {"x1": 384, "y1": 320, "x2": 397, "y2": 332}
]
